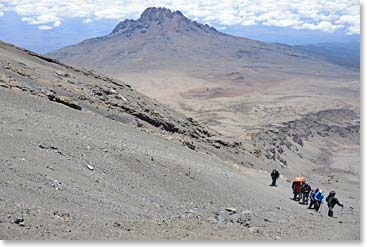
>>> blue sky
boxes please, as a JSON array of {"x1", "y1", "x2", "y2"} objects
[{"x1": 0, "y1": 1, "x2": 360, "y2": 54}]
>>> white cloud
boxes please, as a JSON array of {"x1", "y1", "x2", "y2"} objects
[
  {"x1": 0, "y1": 3, "x2": 4, "y2": 16},
  {"x1": 346, "y1": 25, "x2": 360, "y2": 35},
  {"x1": 296, "y1": 21, "x2": 344, "y2": 32},
  {"x1": 38, "y1": 25, "x2": 52, "y2": 30},
  {"x1": 0, "y1": 0, "x2": 360, "y2": 35},
  {"x1": 53, "y1": 20, "x2": 61, "y2": 27},
  {"x1": 83, "y1": 18, "x2": 93, "y2": 24}
]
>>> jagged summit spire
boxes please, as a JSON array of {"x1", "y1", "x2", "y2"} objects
[
  {"x1": 111, "y1": 7, "x2": 217, "y2": 36},
  {"x1": 140, "y1": 7, "x2": 184, "y2": 21}
]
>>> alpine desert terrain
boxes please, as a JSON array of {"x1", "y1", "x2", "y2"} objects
[
  {"x1": 49, "y1": 7, "x2": 359, "y2": 141},
  {"x1": 0, "y1": 40, "x2": 360, "y2": 240},
  {"x1": 0, "y1": 7, "x2": 360, "y2": 241}
]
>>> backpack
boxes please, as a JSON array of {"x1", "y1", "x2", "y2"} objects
[
  {"x1": 326, "y1": 191, "x2": 336, "y2": 203},
  {"x1": 271, "y1": 170, "x2": 279, "y2": 178},
  {"x1": 315, "y1": 191, "x2": 324, "y2": 201},
  {"x1": 326, "y1": 194, "x2": 331, "y2": 203},
  {"x1": 302, "y1": 183, "x2": 311, "y2": 193}
]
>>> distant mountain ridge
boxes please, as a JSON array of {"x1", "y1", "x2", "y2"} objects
[
  {"x1": 49, "y1": 7, "x2": 356, "y2": 80},
  {"x1": 295, "y1": 42, "x2": 360, "y2": 70}
]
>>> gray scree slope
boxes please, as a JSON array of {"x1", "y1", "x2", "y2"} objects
[
  {"x1": 0, "y1": 40, "x2": 360, "y2": 240},
  {"x1": 0, "y1": 7, "x2": 360, "y2": 239}
]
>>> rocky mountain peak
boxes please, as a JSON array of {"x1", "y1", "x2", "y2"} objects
[
  {"x1": 111, "y1": 7, "x2": 217, "y2": 36},
  {"x1": 140, "y1": 7, "x2": 185, "y2": 21}
]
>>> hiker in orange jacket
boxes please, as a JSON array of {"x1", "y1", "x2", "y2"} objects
[{"x1": 292, "y1": 178, "x2": 304, "y2": 201}]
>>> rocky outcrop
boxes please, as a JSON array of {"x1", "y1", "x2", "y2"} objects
[
  {"x1": 47, "y1": 94, "x2": 82, "y2": 111},
  {"x1": 1, "y1": 40, "x2": 243, "y2": 158},
  {"x1": 251, "y1": 109, "x2": 360, "y2": 166}
]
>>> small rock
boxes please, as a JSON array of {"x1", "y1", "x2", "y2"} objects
[
  {"x1": 46, "y1": 165, "x2": 55, "y2": 170},
  {"x1": 212, "y1": 143, "x2": 221, "y2": 149},
  {"x1": 264, "y1": 218, "x2": 271, "y2": 223},
  {"x1": 87, "y1": 165, "x2": 94, "y2": 171},
  {"x1": 225, "y1": 208, "x2": 237, "y2": 214},
  {"x1": 47, "y1": 94, "x2": 82, "y2": 111},
  {"x1": 38, "y1": 144, "x2": 48, "y2": 149},
  {"x1": 52, "y1": 180, "x2": 63, "y2": 190},
  {"x1": 113, "y1": 222, "x2": 121, "y2": 227},
  {"x1": 117, "y1": 94, "x2": 128, "y2": 102},
  {"x1": 54, "y1": 211, "x2": 70, "y2": 219},
  {"x1": 55, "y1": 71, "x2": 69, "y2": 77},
  {"x1": 14, "y1": 218, "x2": 24, "y2": 226},
  {"x1": 338, "y1": 221, "x2": 343, "y2": 224},
  {"x1": 103, "y1": 88, "x2": 117, "y2": 95}
]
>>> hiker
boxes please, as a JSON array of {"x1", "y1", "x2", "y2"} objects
[
  {"x1": 292, "y1": 177, "x2": 304, "y2": 201},
  {"x1": 308, "y1": 188, "x2": 319, "y2": 209},
  {"x1": 300, "y1": 182, "x2": 311, "y2": 205},
  {"x1": 270, "y1": 169, "x2": 280, "y2": 186},
  {"x1": 326, "y1": 191, "x2": 343, "y2": 217},
  {"x1": 314, "y1": 189, "x2": 325, "y2": 212}
]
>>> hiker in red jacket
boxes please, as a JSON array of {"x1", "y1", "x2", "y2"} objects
[{"x1": 292, "y1": 177, "x2": 304, "y2": 201}]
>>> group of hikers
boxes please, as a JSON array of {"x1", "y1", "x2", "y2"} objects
[{"x1": 270, "y1": 169, "x2": 343, "y2": 217}]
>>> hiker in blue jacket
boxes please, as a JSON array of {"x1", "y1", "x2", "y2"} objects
[
  {"x1": 314, "y1": 190, "x2": 325, "y2": 212},
  {"x1": 308, "y1": 188, "x2": 319, "y2": 209}
]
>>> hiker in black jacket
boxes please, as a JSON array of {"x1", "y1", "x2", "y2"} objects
[
  {"x1": 326, "y1": 191, "x2": 343, "y2": 217},
  {"x1": 270, "y1": 169, "x2": 280, "y2": 186},
  {"x1": 300, "y1": 182, "x2": 311, "y2": 205}
]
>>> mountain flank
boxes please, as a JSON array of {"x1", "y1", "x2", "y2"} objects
[
  {"x1": 0, "y1": 6, "x2": 360, "y2": 240},
  {"x1": 0, "y1": 40, "x2": 360, "y2": 240},
  {"x1": 48, "y1": 7, "x2": 359, "y2": 142},
  {"x1": 49, "y1": 7, "x2": 356, "y2": 77}
]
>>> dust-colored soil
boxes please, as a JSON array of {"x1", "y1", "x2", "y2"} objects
[
  {"x1": 0, "y1": 89, "x2": 360, "y2": 240},
  {"x1": 0, "y1": 21, "x2": 360, "y2": 240}
]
